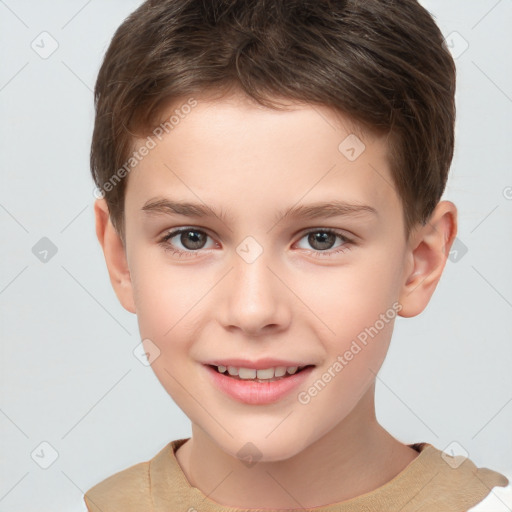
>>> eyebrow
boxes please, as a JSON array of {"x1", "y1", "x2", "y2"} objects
[{"x1": 141, "y1": 197, "x2": 377, "y2": 223}]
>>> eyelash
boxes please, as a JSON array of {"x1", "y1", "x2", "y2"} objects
[{"x1": 158, "y1": 227, "x2": 354, "y2": 259}]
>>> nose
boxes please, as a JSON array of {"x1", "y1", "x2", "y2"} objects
[{"x1": 217, "y1": 244, "x2": 292, "y2": 337}]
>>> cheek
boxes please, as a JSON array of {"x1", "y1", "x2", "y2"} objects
[
  {"x1": 297, "y1": 249, "x2": 402, "y2": 392},
  {"x1": 304, "y1": 257, "x2": 401, "y2": 340},
  {"x1": 130, "y1": 262, "x2": 198, "y2": 397},
  {"x1": 129, "y1": 257, "x2": 210, "y2": 392},
  {"x1": 130, "y1": 254, "x2": 200, "y2": 336}
]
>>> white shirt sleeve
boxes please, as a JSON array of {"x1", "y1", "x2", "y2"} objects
[{"x1": 467, "y1": 480, "x2": 512, "y2": 511}]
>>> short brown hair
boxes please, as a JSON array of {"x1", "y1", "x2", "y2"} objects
[{"x1": 91, "y1": 0, "x2": 456, "y2": 244}]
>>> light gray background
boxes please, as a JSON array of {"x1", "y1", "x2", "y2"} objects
[{"x1": 1, "y1": 1, "x2": 511, "y2": 510}]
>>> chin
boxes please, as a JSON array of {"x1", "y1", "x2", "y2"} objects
[{"x1": 213, "y1": 430, "x2": 311, "y2": 464}]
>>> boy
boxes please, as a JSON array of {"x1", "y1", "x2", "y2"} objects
[{"x1": 85, "y1": 0, "x2": 509, "y2": 510}]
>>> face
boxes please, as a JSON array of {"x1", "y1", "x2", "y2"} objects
[{"x1": 116, "y1": 92, "x2": 414, "y2": 461}]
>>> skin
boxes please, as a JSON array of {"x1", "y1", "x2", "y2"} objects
[{"x1": 94, "y1": 90, "x2": 457, "y2": 508}]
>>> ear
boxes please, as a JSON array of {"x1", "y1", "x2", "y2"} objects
[
  {"x1": 398, "y1": 200, "x2": 457, "y2": 318},
  {"x1": 94, "y1": 198, "x2": 136, "y2": 314}
]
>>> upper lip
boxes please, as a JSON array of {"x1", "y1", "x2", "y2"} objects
[{"x1": 203, "y1": 358, "x2": 315, "y2": 370}]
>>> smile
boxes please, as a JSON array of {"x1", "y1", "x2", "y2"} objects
[
  {"x1": 210, "y1": 364, "x2": 312, "y2": 382},
  {"x1": 204, "y1": 364, "x2": 315, "y2": 405}
]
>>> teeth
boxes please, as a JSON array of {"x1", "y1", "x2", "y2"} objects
[
  {"x1": 217, "y1": 365, "x2": 305, "y2": 380},
  {"x1": 238, "y1": 367, "x2": 256, "y2": 379},
  {"x1": 274, "y1": 366, "x2": 287, "y2": 377}
]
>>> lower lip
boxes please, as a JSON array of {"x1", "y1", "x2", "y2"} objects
[{"x1": 204, "y1": 364, "x2": 315, "y2": 405}]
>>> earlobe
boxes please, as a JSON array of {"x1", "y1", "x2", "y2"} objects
[
  {"x1": 94, "y1": 198, "x2": 136, "y2": 314},
  {"x1": 398, "y1": 201, "x2": 457, "y2": 318}
]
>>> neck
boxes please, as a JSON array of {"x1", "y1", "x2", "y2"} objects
[{"x1": 175, "y1": 383, "x2": 419, "y2": 509}]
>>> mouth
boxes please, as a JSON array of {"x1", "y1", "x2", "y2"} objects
[
  {"x1": 206, "y1": 364, "x2": 315, "y2": 383},
  {"x1": 203, "y1": 363, "x2": 316, "y2": 405}
]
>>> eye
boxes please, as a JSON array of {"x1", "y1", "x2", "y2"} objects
[
  {"x1": 295, "y1": 229, "x2": 353, "y2": 258},
  {"x1": 158, "y1": 227, "x2": 354, "y2": 259},
  {"x1": 159, "y1": 228, "x2": 216, "y2": 258}
]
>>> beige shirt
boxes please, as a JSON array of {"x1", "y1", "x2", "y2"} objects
[{"x1": 83, "y1": 438, "x2": 508, "y2": 512}]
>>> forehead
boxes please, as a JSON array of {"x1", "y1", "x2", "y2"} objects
[{"x1": 124, "y1": 92, "x2": 400, "y2": 225}]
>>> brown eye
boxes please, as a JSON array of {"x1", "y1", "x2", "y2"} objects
[
  {"x1": 176, "y1": 229, "x2": 208, "y2": 250},
  {"x1": 307, "y1": 231, "x2": 337, "y2": 251},
  {"x1": 159, "y1": 228, "x2": 215, "y2": 257},
  {"x1": 295, "y1": 229, "x2": 354, "y2": 259}
]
